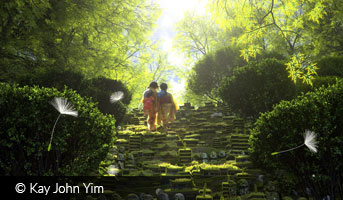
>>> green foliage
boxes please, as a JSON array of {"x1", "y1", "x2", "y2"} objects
[
  {"x1": 188, "y1": 46, "x2": 246, "y2": 101},
  {"x1": 18, "y1": 70, "x2": 131, "y2": 125},
  {"x1": 173, "y1": 11, "x2": 236, "y2": 62},
  {"x1": 250, "y1": 80, "x2": 343, "y2": 198},
  {"x1": 316, "y1": 55, "x2": 343, "y2": 77},
  {"x1": 19, "y1": 68, "x2": 85, "y2": 92},
  {"x1": 182, "y1": 87, "x2": 207, "y2": 108},
  {"x1": 0, "y1": 0, "x2": 160, "y2": 98},
  {"x1": 0, "y1": 83, "x2": 116, "y2": 175},
  {"x1": 219, "y1": 58, "x2": 296, "y2": 118},
  {"x1": 209, "y1": 0, "x2": 343, "y2": 85},
  {"x1": 295, "y1": 55, "x2": 343, "y2": 93},
  {"x1": 304, "y1": 1, "x2": 343, "y2": 56},
  {"x1": 81, "y1": 77, "x2": 131, "y2": 125},
  {"x1": 296, "y1": 76, "x2": 338, "y2": 94}
]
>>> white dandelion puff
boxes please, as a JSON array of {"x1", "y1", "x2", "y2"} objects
[
  {"x1": 48, "y1": 97, "x2": 78, "y2": 151},
  {"x1": 304, "y1": 130, "x2": 318, "y2": 153},
  {"x1": 110, "y1": 91, "x2": 124, "y2": 103},
  {"x1": 272, "y1": 130, "x2": 318, "y2": 155},
  {"x1": 50, "y1": 97, "x2": 78, "y2": 117}
]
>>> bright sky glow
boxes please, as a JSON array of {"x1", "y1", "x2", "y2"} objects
[{"x1": 153, "y1": 0, "x2": 207, "y2": 103}]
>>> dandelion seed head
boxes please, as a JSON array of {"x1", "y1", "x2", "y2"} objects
[
  {"x1": 303, "y1": 130, "x2": 318, "y2": 153},
  {"x1": 50, "y1": 97, "x2": 78, "y2": 117},
  {"x1": 110, "y1": 91, "x2": 124, "y2": 103}
]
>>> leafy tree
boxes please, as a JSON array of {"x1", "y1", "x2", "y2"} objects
[
  {"x1": 209, "y1": 0, "x2": 343, "y2": 85},
  {"x1": 303, "y1": 0, "x2": 343, "y2": 56},
  {"x1": 187, "y1": 46, "x2": 246, "y2": 101},
  {"x1": 183, "y1": 84, "x2": 209, "y2": 108},
  {"x1": 218, "y1": 58, "x2": 296, "y2": 118},
  {"x1": 147, "y1": 52, "x2": 177, "y2": 82},
  {"x1": 173, "y1": 11, "x2": 236, "y2": 62},
  {"x1": 172, "y1": 10, "x2": 244, "y2": 106},
  {"x1": 250, "y1": 80, "x2": 343, "y2": 199},
  {"x1": 0, "y1": 0, "x2": 160, "y2": 87},
  {"x1": 294, "y1": 55, "x2": 343, "y2": 93},
  {"x1": 115, "y1": 49, "x2": 179, "y2": 108}
]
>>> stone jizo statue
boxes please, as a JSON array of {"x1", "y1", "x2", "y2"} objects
[{"x1": 174, "y1": 193, "x2": 185, "y2": 200}]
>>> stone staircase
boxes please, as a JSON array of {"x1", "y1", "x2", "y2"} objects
[{"x1": 98, "y1": 102, "x2": 290, "y2": 199}]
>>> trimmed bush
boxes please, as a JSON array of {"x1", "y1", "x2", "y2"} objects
[
  {"x1": 19, "y1": 68, "x2": 85, "y2": 92},
  {"x1": 250, "y1": 80, "x2": 343, "y2": 198},
  {"x1": 19, "y1": 70, "x2": 131, "y2": 125},
  {"x1": 81, "y1": 77, "x2": 131, "y2": 125},
  {"x1": 218, "y1": 58, "x2": 296, "y2": 118},
  {"x1": 296, "y1": 76, "x2": 338, "y2": 94},
  {"x1": 0, "y1": 83, "x2": 116, "y2": 175},
  {"x1": 316, "y1": 55, "x2": 343, "y2": 77},
  {"x1": 188, "y1": 46, "x2": 247, "y2": 100}
]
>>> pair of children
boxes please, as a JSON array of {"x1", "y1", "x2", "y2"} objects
[{"x1": 142, "y1": 81, "x2": 178, "y2": 133}]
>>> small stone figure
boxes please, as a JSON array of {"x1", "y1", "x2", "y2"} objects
[
  {"x1": 256, "y1": 174, "x2": 264, "y2": 192},
  {"x1": 98, "y1": 195, "x2": 107, "y2": 200},
  {"x1": 156, "y1": 188, "x2": 163, "y2": 196},
  {"x1": 156, "y1": 188, "x2": 169, "y2": 200},
  {"x1": 174, "y1": 193, "x2": 185, "y2": 200},
  {"x1": 201, "y1": 152, "x2": 208, "y2": 159},
  {"x1": 228, "y1": 185, "x2": 237, "y2": 197},
  {"x1": 143, "y1": 194, "x2": 153, "y2": 200},
  {"x1": 86, "y1": 195, "x2": 96, "y2": 200},
  {"x1": 118, "y1": 153, "x2": 125, "y2": 161},
  {"x1": 211, "y1": 112, "x2": 223, "y2": 118},
  {"x1": 305, "y1": 187, "x2": 311, "y2": 196},
  {"x1": 157, "y1": 192, "x2": 169, "y2": 200},
  {"x1": 210, "y1": 151, "x2": 217, "y2": 159},
  {"x1": 139, "y1": 193, "x2": 153, "y2": 200},
  {"x1": 111, "y1": 192, "x2": 123, "y2": 200},
  {"x1": 219, "y1": 151, "x2": 226, "y2": 158},
  {"x1": 202, "y1": 153, "x2": 209, "y2": 163},
  {"x1": 127, "y1": 193, "x2": 139, "y2": 200},
  {"x1": 238, "y1": 179, "x2": 249, "y2": 196},
  {"x1": 110, "y1": 146, "x2": 118, "y2": 155},
  {"x1": 265, "y1": 181, "x2": 280, "y2": 200},
  {"x1": 129, "y1": 153, "x2": 135, "y2": 164},
  {"x1": 139, "y1": 193, "x2": 146, "y2": 200},
  {"x1": 117, "y1": 161, "x2": 124, "y2": 169},
  {"x1": 119, "y1": 146, "x2": 125, "y2": 153}
]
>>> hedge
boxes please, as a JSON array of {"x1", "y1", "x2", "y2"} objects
[
  {"x1": 316, "y1": 55, "x2": 343, "y2": 77},
  {"x1": 80, "y1": 77, "x2": 131, "y2": 125},
  {"x1": 218, "y1": 58, "x2": 296, "y2": 118},
  {"x1": 18, "y1": 70, "x2": 131, "y2": 125},
  {"x1": 0, "y1": 83, "x2": 116, "y2": 175},
  {"x1": 249, "y1": 80, "x2": 343, "y2": 198}
]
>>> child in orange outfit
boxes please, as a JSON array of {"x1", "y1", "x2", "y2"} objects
[
  {"x1": 157, "y1": 83, "x2": 178, "y2": 134},
  {"x1": 142, "y1": 81, "x2": 159, "y2": 131}
]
